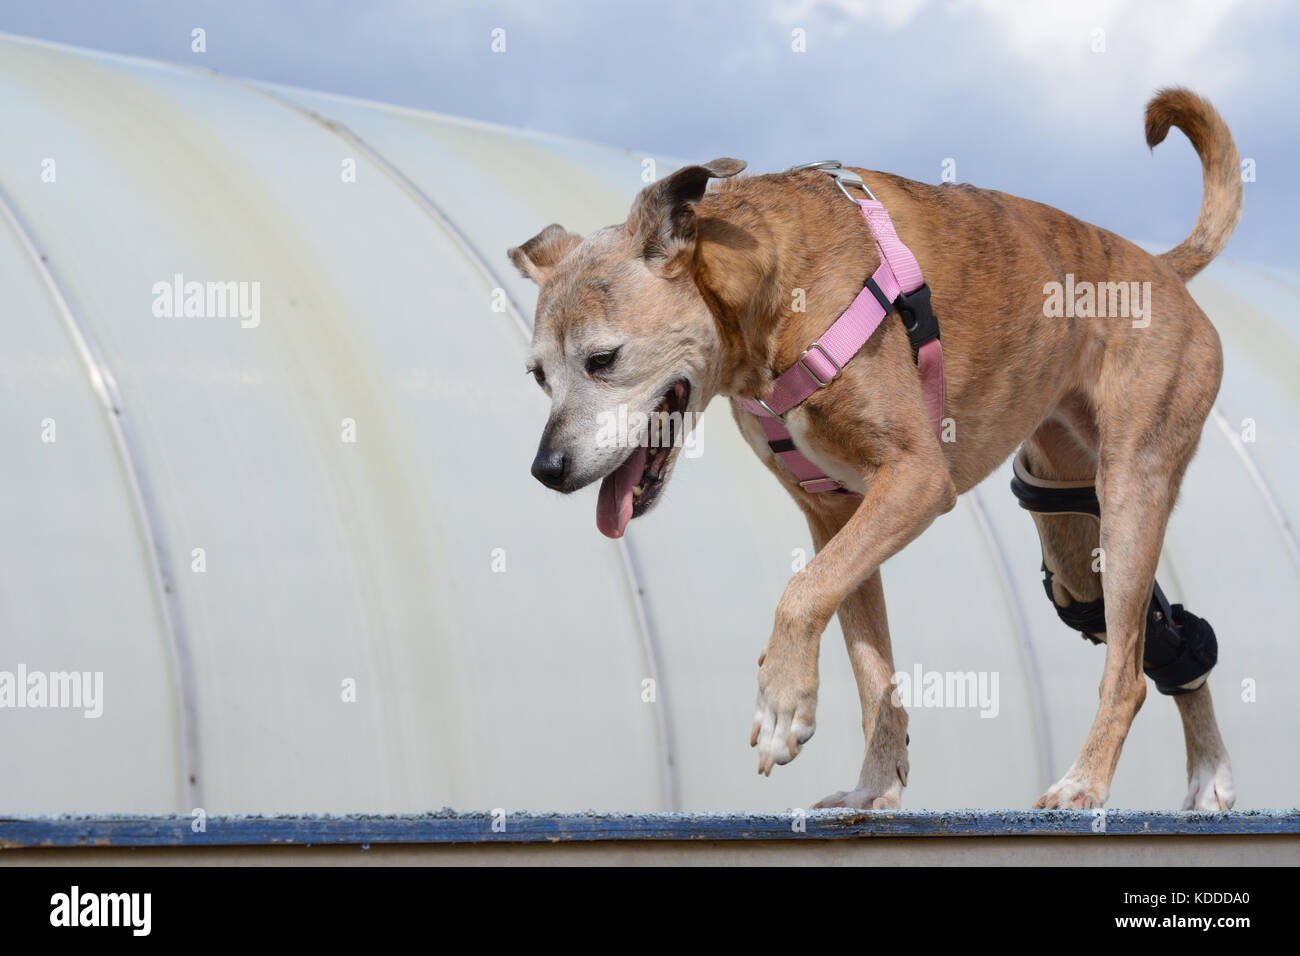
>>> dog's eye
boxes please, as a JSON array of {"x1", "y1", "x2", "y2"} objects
[
  {"x1": 586, "y1": 348, "x2": 620, "y2": 374},
  {"x1": 527, "y1": 366, "x2": 545, "y2": 387}
]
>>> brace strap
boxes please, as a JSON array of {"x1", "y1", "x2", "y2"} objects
[{"x1": 1009, "y1": 447, "x2": 1218, "y2": 695}]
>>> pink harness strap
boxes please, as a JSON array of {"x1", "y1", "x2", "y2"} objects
[{"x1": 739, "y1": 195, "x2": 945, "y2": 497}]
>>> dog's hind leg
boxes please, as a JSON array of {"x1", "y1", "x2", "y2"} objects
[
  {"x1": 1018, "y1": 431, "x2": 1234, "y2": 809},
  {"x1": 798, "y1": 503, "x2": 909, "y2": 809},
  {"x1": 1033, "y1": 321, "x2": 1227, "y2": 808},
  {"x1": 1033, "y1": 454, "x2": 1163, "y2": 807},
  {"x1": 1176, "y1": 684, "x2": 1234, "y2": 809}
]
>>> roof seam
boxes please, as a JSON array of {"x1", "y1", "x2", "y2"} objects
[
  {"x1": 222, "y1": 77, "x2": 682, "y2": 811},
  {"x1": 0, "y1": 179, "x2": 203, "y2": 813},
  {"x1": 1210, "y1": 406, "x2": 1300, "y2": 575},
  {"x1": 967, "y1": 485, "x2": 1056, "y2": 789}
]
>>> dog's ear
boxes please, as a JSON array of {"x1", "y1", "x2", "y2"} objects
[
  {"x1": 508, "y1": 224, "x2": 583, "y2": 285},
  {"x1": 629, "y1": 158, "x2": 747, "y2": 277}
]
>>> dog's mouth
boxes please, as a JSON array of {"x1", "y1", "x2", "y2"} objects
[{"x1": 596, "y1": 379, "x2": 691, "y2": 539}]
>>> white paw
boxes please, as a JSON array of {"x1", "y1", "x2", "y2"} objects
[
  {"x1": 1034, "y1": 771, "x2": 1108, "y2": 809},
  {"x1": 750, "y1": 649, "x2": 817, "y2": 776},
  {"x1": 1183, "y1": 757, "x2": 1235, "y2": 811},
  {"x1": 812, "y1": 785, "x2": 902, "y2": 810}
]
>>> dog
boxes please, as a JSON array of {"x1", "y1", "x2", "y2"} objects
[{"x1": 508, "y1": 88, "x2": 1240, "y2": 810}]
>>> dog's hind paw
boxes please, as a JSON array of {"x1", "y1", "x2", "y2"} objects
[
  {"x1": 812, "y1": 787, "x2": 901, "y2": 810},
  {"x1": 1183, "y1": 757, "x2": 1235, "y2": 811},
  {"x1": 1033, "y1": 773, "x2": 1108, "y2": 810}
]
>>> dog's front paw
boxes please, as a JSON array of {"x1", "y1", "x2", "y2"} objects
[
  {"x1": 812, "y1": 749, "x2": 909, "y2": 809},
  {"x1": 1033, "y1": 772, "x2": 1108, "y2": 809},
  {"x1": 750, "y1": 642, "x2": 818, "y2": 776}
]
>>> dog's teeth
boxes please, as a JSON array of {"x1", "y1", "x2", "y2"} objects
[{"x1": 632, "y1": 485, "x2": 643, "y2": 497}]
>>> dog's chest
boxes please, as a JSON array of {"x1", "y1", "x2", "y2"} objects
[{"x1": 736, "y1": 405, "x2": 869, "y2": 497}]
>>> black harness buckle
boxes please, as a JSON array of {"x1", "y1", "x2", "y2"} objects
[
  {"x1": 863, "y1": 278, "x2": 942, "y2": 364},
  {"x1": 895, "y1": 283, "x2": 940, "y2": 357}
]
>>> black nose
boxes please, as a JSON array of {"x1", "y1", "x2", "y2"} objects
[{"x1": 531, "y1": 446, "x2": 567, "y2": 489}]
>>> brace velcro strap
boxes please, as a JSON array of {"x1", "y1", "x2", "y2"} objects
[
  {"x1": 1042, "y1": 567, "x2": 1106, "y2": 643},
  {"x1": 1010, "y1": 474, "x2": 1101, "y2": 517},
  {"x1": 1142, "y1": 588, "x2": 1219, "y2": 696}
]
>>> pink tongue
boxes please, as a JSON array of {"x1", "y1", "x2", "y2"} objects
[{"x1": 597, "y1": 446, "x2": 647, "y2": 539}]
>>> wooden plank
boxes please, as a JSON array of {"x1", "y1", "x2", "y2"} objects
[{"x1": 2, "y1": 809, "x2": 1298, "y2": 849}]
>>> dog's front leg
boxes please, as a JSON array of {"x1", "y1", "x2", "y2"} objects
[
  {"x1": 817, "y1": 563, "x2": 910, "y2": 809},
  {"x1": 752, "y1": 452, "x2": 955, "y2": 775}
]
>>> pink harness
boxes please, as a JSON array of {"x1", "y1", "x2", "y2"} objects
[{"x1": 737, "y1": 162, "x2": 946, "y2": 496}]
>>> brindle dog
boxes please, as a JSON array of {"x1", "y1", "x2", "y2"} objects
[{"x1": 510, "y1": 88, "x2": 1239, "y2": 810}]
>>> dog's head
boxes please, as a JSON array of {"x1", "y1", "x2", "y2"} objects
[{"x1": 509, "y1": 158, "x2": 746, "y2": 538}]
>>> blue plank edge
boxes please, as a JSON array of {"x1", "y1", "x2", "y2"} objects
[{"x1": 1, "y1": 810, "x2": 1298, "y2": 848}]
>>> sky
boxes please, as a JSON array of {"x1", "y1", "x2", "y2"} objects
[{"x1": 1, "y1": 0, "x2": 1296, "y2": 266}]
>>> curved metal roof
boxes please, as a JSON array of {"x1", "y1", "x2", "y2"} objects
[{"x1": 1, "y1": 33, "x2": 1296, "y2": 814}]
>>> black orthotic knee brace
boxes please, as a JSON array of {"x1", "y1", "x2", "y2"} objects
[{"x1": 1010, "y1": 450, "x2": 1218, "y2": 696}]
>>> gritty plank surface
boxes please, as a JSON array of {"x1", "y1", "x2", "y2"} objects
[{"x1": 1, "y1": 809, "x2": 1298, "y2": 849}]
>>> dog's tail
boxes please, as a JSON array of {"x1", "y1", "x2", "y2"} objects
[{"x1": 1145, "y1": 87, "x2": 1242, "y2": 282}]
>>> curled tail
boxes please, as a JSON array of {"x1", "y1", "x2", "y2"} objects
[{"x1": 1145, "y1": 87, "x2": 1243, "y2": 281}]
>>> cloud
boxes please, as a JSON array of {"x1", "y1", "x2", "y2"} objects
[
  {"x1": 774, "y1": 0, "x2": 929, "y2": 30},
  {"x1": 770, "y1": 0, "x2": 1249, "y2": 119},
  {"x1": 956, "y1": 0, "x2": 1243, "y2": 102},
  {"x1": 0, "y1": 0, "x2": 1293, "y2": 264}
]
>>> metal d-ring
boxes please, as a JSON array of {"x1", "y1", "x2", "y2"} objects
[
  {"x1": 788, "y1": 160, "x2": 877, "y2": 203},
  {"x1": 831, "y1": 168, "x2": 877, "y2": 202}
]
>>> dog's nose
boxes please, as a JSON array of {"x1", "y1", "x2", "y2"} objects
[{"x1": 531, "y1": 447, "x2": 568, "y2": 489}]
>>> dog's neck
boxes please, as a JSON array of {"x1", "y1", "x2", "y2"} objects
[{"x1": 692, "y1": 174, "x2": 879, "y2": 401}]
